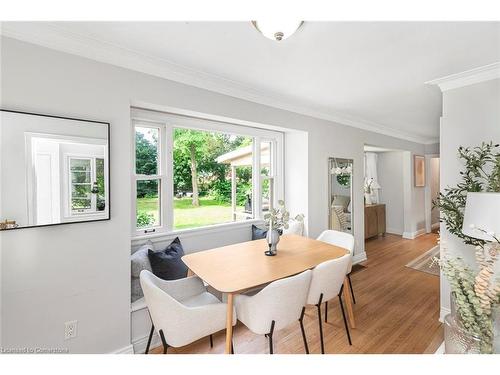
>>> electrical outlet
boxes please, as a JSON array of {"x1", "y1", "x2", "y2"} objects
[{"x1": 64, "y1": 320, "x2": 78, "y2": 340}]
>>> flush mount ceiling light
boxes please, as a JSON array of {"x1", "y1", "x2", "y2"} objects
[{"x1": 252, "y1": 21, "x2": 304, "y2": 41}]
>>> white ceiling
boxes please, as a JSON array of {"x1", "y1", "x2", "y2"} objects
[{"x1": 2, "y1": 21, "x2": 500, "y2": 143}]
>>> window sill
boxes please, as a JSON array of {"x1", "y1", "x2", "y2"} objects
[{"x1": 131, "y1": 218, "x2": 265, "y2": 245}]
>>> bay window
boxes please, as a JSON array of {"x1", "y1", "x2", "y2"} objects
[{"x1": 132, "y1": 109, "x2": 283, "y2": 236}]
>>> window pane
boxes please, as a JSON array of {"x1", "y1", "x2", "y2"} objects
[
  {"x1": 96, "y1": 158, "x2": 106, "y2": 211},
  {"x1": 172, "y1": 128, "x2": 253, "y2": 230},
  {"x1": 72, "y1": 184, "x2": 91, "y2": 198},
  {"x1": 260, "y1": 141, "x2": 272, "y2": 177},
  {"x1": 135, "y1": 126, "x2": 159, "y2": 175},
  {"x1": 71, "y1": 158, "x2": 91, "y2": 172},
  {"x1": 72, "y1": 198, "x2": 91, "y2": 210},
  {"x1": 262, "y1": 177, "x2": 274, "y2": 214},
  {"x1": 71, "y1": 171, "x2": 91, "y2": 183},
  {"x1": 136, "y1": 179, "x2": 160, "y2": 229},
  {"x1": 233, "y1": 165, "x2": 253, "y2": 220}
]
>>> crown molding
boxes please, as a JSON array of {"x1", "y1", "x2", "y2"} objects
[
  {"x1": 1, "y1": 22, "x2": 437, "y2": 144},
  {"x1": 426, "y1": 62, "x2": 500, "y2": 92}
]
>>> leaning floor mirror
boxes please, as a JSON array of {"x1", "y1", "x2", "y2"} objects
[
  {"x1": 328, "y1": 157, "x2": 353, "y2": 234},
  {"x1": 0, "y1": 110, "x2": 110, "y2": 230}
]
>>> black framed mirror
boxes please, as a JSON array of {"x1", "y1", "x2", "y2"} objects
[{"x1": 0, "y1": 109, "x2": 110, "y2": 230}]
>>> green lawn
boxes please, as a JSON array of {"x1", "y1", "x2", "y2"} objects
[{"x1": 136, "y1": 197, "x2": 246, "y2": 230}]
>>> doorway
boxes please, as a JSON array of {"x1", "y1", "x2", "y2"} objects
[{"x1": 425, "y1": 155, "x2": 440, "y2": 234}]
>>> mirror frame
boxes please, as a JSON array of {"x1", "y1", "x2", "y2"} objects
[
  {"x1": 328, "y1": 157, "x2": 353, "y2": 234},
  {"x1": 0, "y1": 109, "x2": 111, "y2": 231}
]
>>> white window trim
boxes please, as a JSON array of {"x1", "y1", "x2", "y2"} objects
[
  {"x1": 131, "y1": 109, "x2": 284, "y2": 238},
  {"x1": 63, "y1": 153, "x2": 109, "y2": 220}
]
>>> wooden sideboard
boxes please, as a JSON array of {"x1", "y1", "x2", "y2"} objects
[{"x1": 365, "y1": 204, "x2": 386, "y2": 239}]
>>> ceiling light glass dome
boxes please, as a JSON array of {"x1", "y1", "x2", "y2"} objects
[{"x1": 252, "y1": 21, "x2": 303, "y2": 41}]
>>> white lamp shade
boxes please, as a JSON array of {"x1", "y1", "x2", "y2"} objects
[
  {"x1": 462, "y1": 192, "x2": 500, "y2": 241},
  {"x1": 252, "y1": 21, "x2": 303, "y2": 41}
]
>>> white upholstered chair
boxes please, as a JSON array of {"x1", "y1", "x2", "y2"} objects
[
  {"x1": 140, "y1": 270, "x2": 236, "y2": 353},
  {"x1": 234, "y1": 270, "x2": 312, "y2": 354},
  {"x1": 304, "y1": 254, "x2": 352, "y2": 353},
  {"x1": 316, "y1": 230, "x2": 356, "y2": 304}
]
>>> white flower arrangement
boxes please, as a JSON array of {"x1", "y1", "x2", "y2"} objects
[
  {"x1": 264, "y1": 200, "x2": 304, "y2": 232},
  {"x1": 331, "y1": 165, "x2": 352, "y2": 175}
]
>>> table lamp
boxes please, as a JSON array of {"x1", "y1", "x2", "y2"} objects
[{"x1": 462, "y1": 192, "x2": 500, "y2": 241}]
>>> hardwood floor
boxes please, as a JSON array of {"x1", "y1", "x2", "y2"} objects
[{"x1": 150, "y1": 233, "x2": 443, "y2": 354}]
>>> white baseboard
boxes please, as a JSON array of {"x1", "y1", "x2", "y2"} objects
[
  {"x1": 132, "y1": 331, "x2": 161, "y2": 354},
  {"x1": 353, "y1": 251, "x2": 367, "y2": 265},
  {"x1": 439, "y1": 307, "x2": 451, "y2": 323},
  {"x1": 111, "y1": 344, "x2": 135, "y2": 354},
  {"x1": 386, "y1": 228, "x2": 403, "y2": 235},
  {"x1": 402, "y1": 228, "x2": 426, "y2": 240}
]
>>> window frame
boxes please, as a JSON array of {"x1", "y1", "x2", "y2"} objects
[
  {"x1": 131, "y1": 109, "x2": 284, "y2": 237},
  {"x1": 68, "y1": 156, "x2": 95, "y2": 214}
]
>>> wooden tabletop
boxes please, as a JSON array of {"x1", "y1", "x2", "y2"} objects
[{"x1": 182, "y1": 234, "x2": 348, "y2": 293}]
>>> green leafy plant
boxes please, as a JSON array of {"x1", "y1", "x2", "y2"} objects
[
  {"x1": 137, "y1": 212, "x2": 155, "y2": 228},
  {"x1": 434, "y1": 142, "x2": 500, "y2": 247}
]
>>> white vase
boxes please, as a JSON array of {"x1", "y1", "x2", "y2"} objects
[
  {"x1": 265, "y1": 229, "x2": 280, "y2": 256},
  {"x1": 365, "y1": 193, "x2": 372, "y2": 205}
]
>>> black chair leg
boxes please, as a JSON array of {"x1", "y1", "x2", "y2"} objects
[
  {"x1": 298, "y1": 307, "x2": 309, "y2": 354},
  {"x1": 209, "y1": 334, "x2": 214, "y2": 348},
  {"x1": 159, "y1": 329, "x2": 169, "y2": 354},
  {"x1": 325, "y1": 301, "x2": 328, "y2": 323},
  {"x1": 348, "y1": 273, "x2": 356, "y2": 304},
  {"x1": 145, "y1": 323, "x2": 154, "y2": 354},
  {"x1": 265, "y1": 320, "x2": 276, "y2": 354},
  {"x1": 316, "y1": 293, "x2": 325, "y2": 354},
  {"x1": 338, "y1": 293, "x2": 353, "y2": 346}
]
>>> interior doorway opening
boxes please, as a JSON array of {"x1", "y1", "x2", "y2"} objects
[{"x1": 425, "y1": 155, "x2": 440, "y2": 234}]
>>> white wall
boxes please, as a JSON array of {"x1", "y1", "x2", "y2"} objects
[
  {"x1": 430, "y1": 158, "x2": 440, "y2": 226},
  {"x1": 0, "y1": 37, "x2": 429, "y2": 353},
  {"x1": 377, "y1": 152, "x2": 405, "y2": 235},
  {"x1": 439, "y1": 77, "x2": 500, "y2": 316}
]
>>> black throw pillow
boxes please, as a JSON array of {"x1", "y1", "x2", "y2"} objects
[
  {"x1": 148, "y1": 237, "x2": 188, "y2": 280},
  {"x1": 252, "y1": 224, "x2": 268, "y2": 240}
]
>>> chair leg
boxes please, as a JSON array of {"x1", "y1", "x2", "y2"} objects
[
  {"x1": 338, "y1": 293, "x2": 353, "y2": 346},
  {"x1": 265, "y1": 320, "x2": 276, "y2": 354},
  {"x1": 158, "y1": 329, "x2": 169, "y2": 354},
  {"x1": 209, "y1": 334, "x2": 214, "y2": 348},
  {"x1": 298, "y1": 307, "x2": 310, "y2": 354},
  {"x1": 325, "y1": 301, "x2": 328, "y2": 323},
  {"x1": 348, "y1": 273, "x2": 356, "y2": 304},
  {"x1": 145, "y1": 323, "x2": 154, "y2": 354},
  {"x1": 316, "y1": 293, "x2": 325, "y2": 354}
]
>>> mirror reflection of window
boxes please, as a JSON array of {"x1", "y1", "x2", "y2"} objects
[
  {"x1": 30, "y1": 136, "x2": 108, "y2": 223},
  {"x1": 0, "y1": 110, "x2": 109, "y2": 230}
]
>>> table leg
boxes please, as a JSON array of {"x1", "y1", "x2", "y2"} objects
[
  {"x1": 343, "y1": 277, "x2": 356, "y2": 329},
  {"x1": 225, "y1": 293, "x2": 234, "y2": 354}
]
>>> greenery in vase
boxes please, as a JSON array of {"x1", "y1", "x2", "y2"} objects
[
  {"x1": 434, "y1": 141, "x2": 500, "y2": 354},
  {"x1": 264, "y1": 200, "x2": 304, "y2": 232},
  {"x1": 439, "y1": 240, "x2": 500, "y2": 353}
]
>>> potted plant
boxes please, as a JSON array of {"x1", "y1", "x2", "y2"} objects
[
  {"x1": 434, "y1": 141, "x2": 500, "y2": 353},
  {"x1": 263, "y1": 200, "x2": 304, "y2": 256}
]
